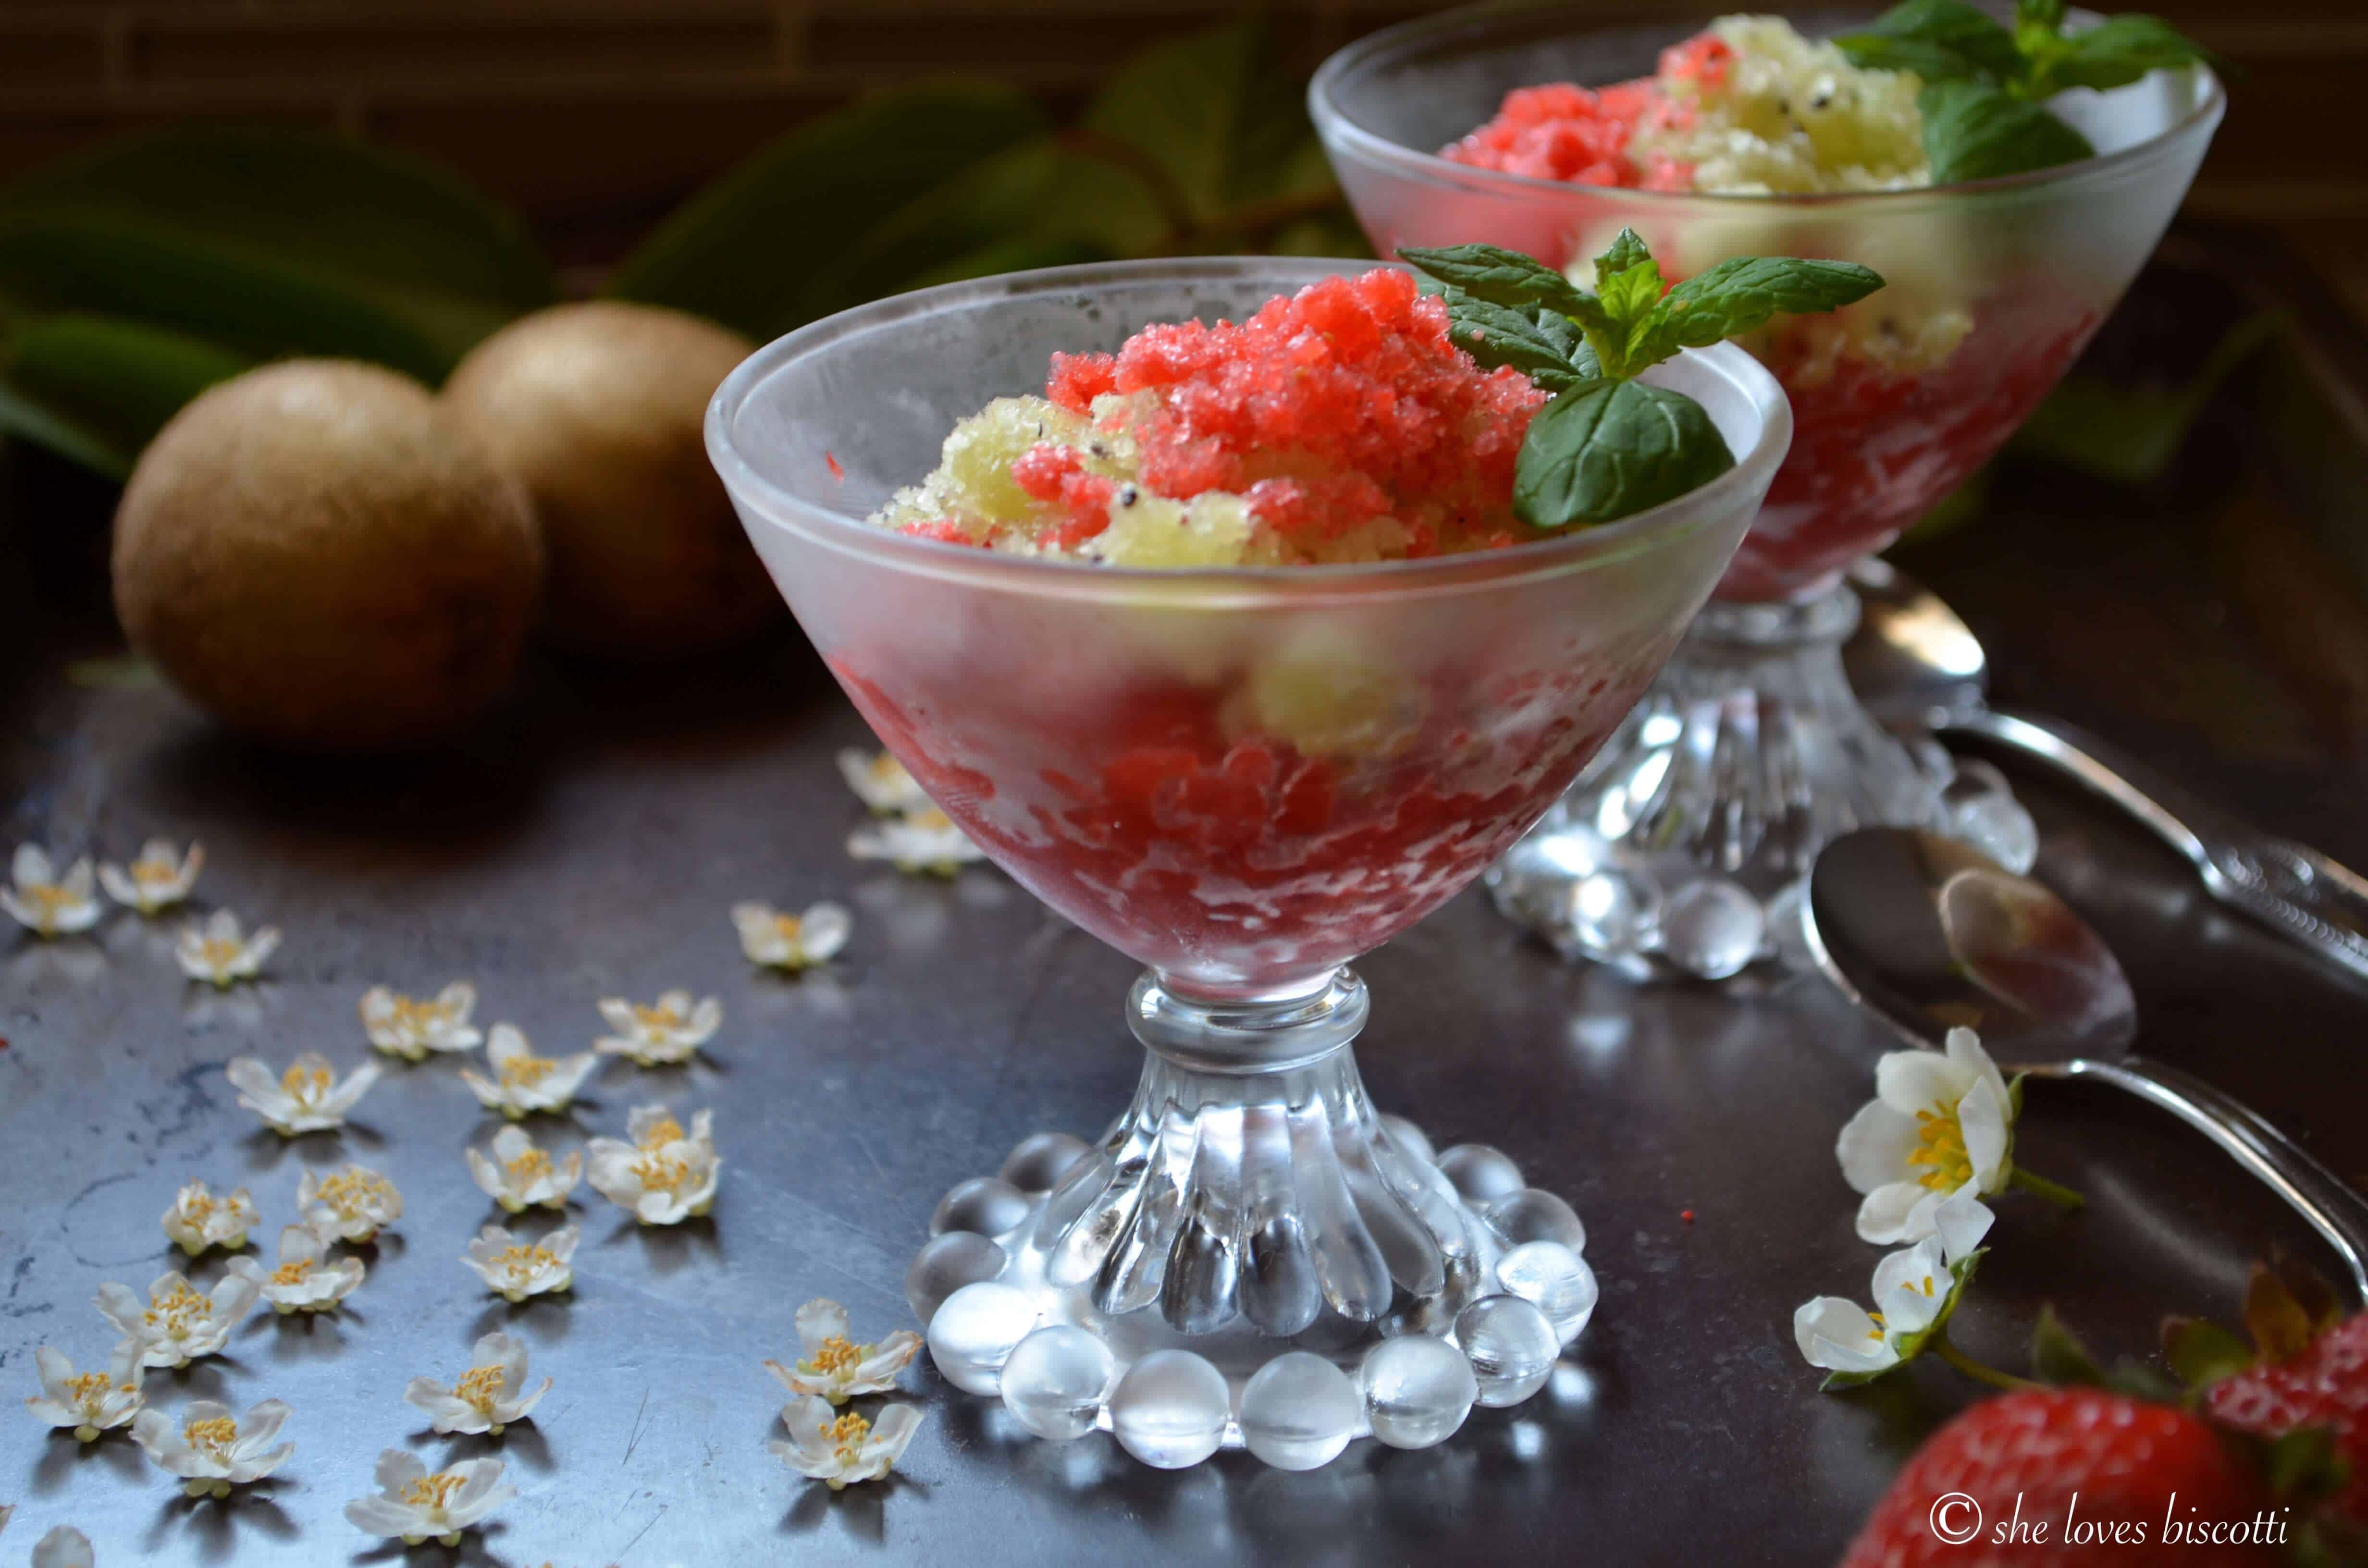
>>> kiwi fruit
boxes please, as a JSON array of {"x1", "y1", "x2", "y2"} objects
[
  {"x1": 441, "y1": 301, "x2": 774, "y2": 661},
  {"x1": 112, "y1": 359, "x2": 543, "y2": 753}
]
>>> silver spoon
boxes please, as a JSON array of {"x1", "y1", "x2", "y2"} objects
[
  {"x1": 1845, "y1": 560, "x2": 2368, "y2": 985},
  {"x1": 1803, "y1": 825, "x2": 2368, "y2": 1299}
]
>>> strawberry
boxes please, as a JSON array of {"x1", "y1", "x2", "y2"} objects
[
  {"x1": 1839, "y1": 1385, "x2": 2273, "y2": 1567},
  {"x1": 2181, "y1": 1266, "x2": 2368, "y2": 1532}
]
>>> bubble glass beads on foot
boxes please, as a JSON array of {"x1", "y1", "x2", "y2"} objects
[
  {"x1": 1659, "y1": 877, "x2": 1764, "y2": 979},
  {"x1": 1109, "y1": 1349, "x2": 1231, "y2": 1469},
  {"x1": 1456, "y1": 1294, "x2": 1558, "y2": 1408},
  {"x1": 1437, "y1": 1144, "x2": 1523, "y2": 1203},
  {"x1": 1496, "y1": 1240, "x2": 1599, "y2": 1346},
  {"x1": 998, "y1": 1132, "x2": 1091, "y2": 1195},
  {"x1": 999, "y1": 1324, "x2": 1115, "y2": 1441},
  {"x1": 1481, "y1": 1188, "x2": 1587, "y2": 1253},
  {"x1": 926, "y1": 1280, "x2": 1036, "y2": 1396},
  {"x1": 930, "y1": 1176, "x2": 1032, "y2": 1238},
  {"x1": 1238, "y1": 1351, "x2": 1360, "y2": 1471},
  {"x1": 1360, "y1": 1334, "x2": 1478, "y2": 1449},
  {"x1": 905, "y1": 1230, "x2": 1007, "y2": 1326}
]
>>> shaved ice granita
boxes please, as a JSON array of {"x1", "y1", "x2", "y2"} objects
[
  {"x1": 1310, "y1": 3, "x2": 2225, "y2": 972},
  {"x1": 709, "y1": 251, "x2": 1793, "y2": 1459}
]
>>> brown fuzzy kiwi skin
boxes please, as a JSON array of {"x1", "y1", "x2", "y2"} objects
[
  {"x1": 441, "y1": 301, "x2": 777, "y2": 662},
  {"x1": 111, "y1": 360, "x2": 543, "y2": 754}
]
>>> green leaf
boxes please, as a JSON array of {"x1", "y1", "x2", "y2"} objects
[
  {"x1": 1431, "y1": 286, "x2": 1597, "y2": 389},
  {"x1": 1836, "y1": 0, "x2": 2025, "y2": 82},
  {"x1": 2161, "y1": 1316, "x2": 2257, "y2": 1389},
  {"x1": 2016, "y1": 0, "x2": 2066, "y2": 30},
  {"x1": 2030, "y1": 1304, "x2": 2107, "y2": 1386},
  {"x1": 1918, "y1": 79, "x2": 2097, "y2": 184},
  {"x1": 0, "y1": 378, "x2": 136, "y2": 480},
  {"x1": 2010, "y1": 309, "x2": 2279, "y2": 485},
  {"x1": 607, "y1": 83, "x2": 1052, "y2": 340},
  {"x1": 2243, "y1": 1261, "x2": 2320, "y2": 1363},
  {"x1": 1593, "y1": 227, "x2": 1653, "y2": 289},
  {"x1": 2029, "y1": 14, "x2": 2211, "y2": 96},
  {"x1": 1513, "y1": 378, "x2": 1734, "y2": 529},
  {"x1": 1397, "y1": 243, "x2": 1597, "y2": 321},
  {"x1": 8, "y1": 311, "x2": 247, "y2": 455},
  {"x1": 1653, "y1": 256, "x2": 1887, "y2": 354},
  {"x1": 2263, "y1": 1427, "x2": 2348, "y2": 1500},
  {"x1": 1818, "y1": 1366, "x2": 1897, "y2": 1392},
  {"x1": 1080, "y1": 17, "x2": 1321, "y2": 224}
]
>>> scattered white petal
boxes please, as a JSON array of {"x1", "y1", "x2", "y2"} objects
[
  {"x1": 769, "y1": 1394, "x2": 921, "y2": 1490},
  {"x1": 345, "y1": 1450, "x2": 514, "y2": 1546},
  {"x1": 1796, "y1": 1196, "x2": 1994, "y2": 1380},
  {"x1": 24, "y1": 1342, "x2": 144, "y2": 1442},
  {"x1": 586, "y1": 1105, "x2": 719, "y2": 1225},
  {"x1": 764, "y1": 1298, "x2": 922, "y2": 1406},
  {"x1": 173, "y1": 908, "x2": 278, "y2": 988},
  {"x1": 731, "y1": 901, "x2": 850, "y2": 972},
  {"x1": 3, "y1": 844, "x2": 100, "y2": 937},
  {"x1": 462, "y1": 1223, "x2": 577, "y2": 1303},
  {"x1": 359, "y1": 981, "x2": 481, "y2": 1061},
  {"x1": 228, "y1": 1225, "x2": 365, "y2": 1315},
  {"x1": 847, "y1": 807, "x2": 983, "y2": 878},
  {"x1": 95, "y1": 1271, "x2": 258, "y2": 1369},
  {"x1": 465, "y1": 1124, "x2": 581, "y2": 1213},
  {"x1": 130, "y1": 1396, "x2": 293, "y2": 1498},
  {"x1": 594, "y1": 990, "x2": 722, "y2": 1067},
  {"x1": 836, "y1": 748, "x2": 932, "y2": 815},
  {"x1": 459, "y1": 1025, "x2": 597, "y2": 1120},
  {"x1": 97, "y1": 838, "x2": 203, "y2": 915},
  {"x1": 30, "y1": 1526, "x2": 92, "y2": 1568},
  {"x1": 403, "y1": 1333, "x2": 550, "y2": 1437},
  {"x1": 161, "y1": 1180, "x2": 257, "y2": 1255},
  {"x1": 225, "y1": 1053, "x2": 380, "y2": 1136},
  {"x1": 1837, "y1": 1025, "x2": 2017, "y2": 1243},
  {"x1": 297, "y1": 1163, "x2": 401, "y2": 1244}
]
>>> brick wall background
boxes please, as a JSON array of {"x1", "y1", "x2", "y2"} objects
[{"x1": 0, "y1": 0, "x2": 2359, "y2": 294}]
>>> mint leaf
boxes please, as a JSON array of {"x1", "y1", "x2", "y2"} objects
[
  {"x1": 2016, "y1": 0, "x2": 2066, "y2": 29},
  {"x1": 2027, "y1": 14, "x2": 2210, "y2": 96},
  {"x1": 1836, "y1": 0, "x2": 2023, "y2": 82},
  {"x1": 1919, "y1": 79, "x2": 2096, "y2": 183},
  {"x1": 1593, "y1": 227, "x2": 1653, "y2": 288},
  {"x1": 1430, "y1": 286, "x2": 1598, "y2": 390},
  {"x1": 1651, "y1": 256, "x2": 1886, "y2": 355},
  {"x1": 1395, "y1": 243, "x2": 1596, "y2": 320},
  {"x1": 1514, "y1": 378, "x2": 1734, "y2": 530},
  {"x1": 1591, "y1": 229, "x2": 1666, "y2": 376}
]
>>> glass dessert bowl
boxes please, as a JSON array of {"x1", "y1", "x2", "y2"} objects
[
  {"x1": 707, "y1": 258, "x2": 1787, "y2": 1461},
  {"x1": 1311, "y1": 4, "x2": 2224, "y2": 977}
]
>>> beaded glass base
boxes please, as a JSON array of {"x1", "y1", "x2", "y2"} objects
[
  {"x1": 1486, "y1": 586, "x2": 2038, "y2": 981},
  {"x1": 909, "y1": 970, "x2": 1596, "y2": 1468}
]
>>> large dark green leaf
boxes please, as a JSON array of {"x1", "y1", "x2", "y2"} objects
[
  {"x1": 606, "y1": 83, "x2": 1053, "y2": 339},
  {"x1": 1514, "y1": 379, "x2": 1734, "y2": 529},
  {"x1": 1918, "y1": 79, "x2": 2096, "y2": 184},
  {"x1": 0, "y1": 312, "x2": 252, "y2": 480},
  {"x1": 1081, "y1": 18, "x2": 1327, "y2": 223}
]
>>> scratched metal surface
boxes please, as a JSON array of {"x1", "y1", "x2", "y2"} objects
[{"x1": 5, "y1": 232, "x2": 2368, "y2": 1565}]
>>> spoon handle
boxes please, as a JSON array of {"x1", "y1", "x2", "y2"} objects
[
  {"x1": 1941, "y1": 709, "x2": 2368, "y2": 986},
  {"x1": 2047, "y1": 1055, "x2": 2368, "y2": 1300}
]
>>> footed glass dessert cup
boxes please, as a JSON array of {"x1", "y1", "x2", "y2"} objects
[
  {"x1": 1312, "y1": 4, "x2": 2224, "y2": 978},
  {"x1": 707, "y1": 258, "x2": 1787, "y2": 1462}
]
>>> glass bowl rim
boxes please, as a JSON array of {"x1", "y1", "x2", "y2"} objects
[
  {"x1": 705, "y1": 255, "x2": 1791, "y2": 605},
  {"x1": 1306, "y1": 0, "x2": 2227, "y2": 211}
]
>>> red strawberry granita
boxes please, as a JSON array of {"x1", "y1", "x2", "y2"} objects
[{"x1": 867, "y1": 267, "x2": 1548, "y2": 567}]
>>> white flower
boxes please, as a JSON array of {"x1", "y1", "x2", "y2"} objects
[
  {"x1": 345, "y1": 1450, "x2": 514, "y2": 1547},
  {"x1": 0, "y1": 1502, "x2": 10, "y2": 1536},
  {"x1": 466, "y1": 1124, "x2": 581, "y2": 1213},
  {"x1": 763, "y1": 1299, "x2": 922, "y2": 1406},
  {"x1": 97, "y1": 838, "x2": 203, "y2": 914},
  {"x1": 403, "y1": 1332, "x2": 551, "y2": 1436},
  {"x1": 225, "y1": 1052, "x2": 381, "y2": 1136},
  {"x1": 770, "y1": 1394, "x2": 921, "y2": 1490},
  {"x1": 847, "y1": 806, "x2": 983, "y2": 878},
  {"x1": 174, "y1": 908, "x2": 278, "y2": 988},
  {"x1": 131, "y1": 1397, "x2": 294, "y2": 1498},
  {"x1": 25, "y1": 1342, "x2": 144, "y2": 1442},
  {"x1": 1837, "y1": 1026, "x2": 2017, "y2": 1244},
  {"x1": 731, "y1": 901, "x2": 850, "y2": 971},
  {"x1": 586, "y1": 1106, "x2": 719, "y2": 1225},
  {"x1": 161, "y1": 1180, "x2": 257, "y2": 1255},
  {"x1": 228, "y1": 1225, "x2": 365, "y2": 1315},
  {"x1": 459, "y1": 1025, "x2": 597, "y2": 1119},
  {"x1": 594, "y1": 990, "x2": 722, "y2": 1067},
  {"x1": 1795, "y1": 1195, "x2": 1994, "y2": 1383},
  {"x1": 358, "y1": 981, "x2": 481, "y2": 1061},
  {"x1": 837, "y1": 748, "x2": 932, "y2": 815},
  {"x1": 30, "y1": 1527, "x2": 92, "y2": 1568},
  {"x1": 95, "y1": 1271, "x2": 258, "y2": 1369},
  {"x1": 2, "y1": 845, "x2": 100, "y2": 937},
  {"x1": 463, "y1": 1223, "x2": 577, "y2": 1302},
  {"x1": 297, "y1": 1163, "x2": 402, "y2": 1244}
]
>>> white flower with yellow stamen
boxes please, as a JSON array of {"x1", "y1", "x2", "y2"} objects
[
  {"x1": 225, "y1": 1052, "x2": 381, "y2": 1136},
  {"x1": 1836, "y1": 1026, "x2": 2016, "y2": 1244},
  {"x1": 161, "y1": 1180, "x2": 258, "y2": 1255},
  {"x1": 131, "y1": 1397, "x2": 293, "y2": 1498},
  {"x1": 297, "y1": 1163, "x2": 401, "y2": 1244},
  {"x1": 836, "y1": 747, "x2": 932, "y2": 815},
  {"x1": 770, "y1": 1394, "x2": 921, "y2": 1490},
  {"x1": 228, "y1": 1225, "x2": 365, "y2": 1315},
  {"x1": 730, "y1": 901, "x2": 850, "y2": 972},
  {"x1": 1795, "y1": 1197, "x2": 1994, "y2": 1384},
  {"x1": 404, "y1": 1332, "x2": 550, "y2": 1436},
  {"x1": 764, "y1": 1299, "x2": 921, "y2": 1406},
  {"x1": 31, "y1": 1526, "x2": 93, "y2": 1568},
  {"x1": 174, "y1": 908, "x2": 278, "y2": 988},
  {"x1": 95, "y1": 1270, "x2": 258, "y2": 1369},
  {"x1": 847, "y1": 806, "x2": 983, "y2": 878},
  {"x1": 465, "y1": 1124, "x2": 581, "y2": 1213},
  {"x1": 594, "y1": 990, "x2": 722, "y2": 1067},
  {"x1": 358, "y1": 981, "x2": 481, "y2": 1061},
  {"x1": 24, "y1": 1343, "x2": 144, "y2": 1442},
  {"x1": 586, "y1": 1105, "x2": 718, "y2": 1225},
  {"x1": 3, "y1": 845, "x2": 100, "y2": 937},
  {"x1": 459, "y1": 1024, "x2": 597, "y2": 1120},
  {"x1": 462, "y1": 1223, "x2": 577, "y2": 1303},
  {"x1": 97, "y1": 838, "x2": 203, "y2": 915},
  {"x1": 345, "y1": 1450, "x2": 514, "y2": 1547}
]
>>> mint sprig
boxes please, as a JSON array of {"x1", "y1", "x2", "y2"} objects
[
  {"x1": 1401, "y1": 231, "x2": 1884, "y2": 529},
  {"x1": 1836, "y1": 0, "x2": 2211, "y2": 183}
]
